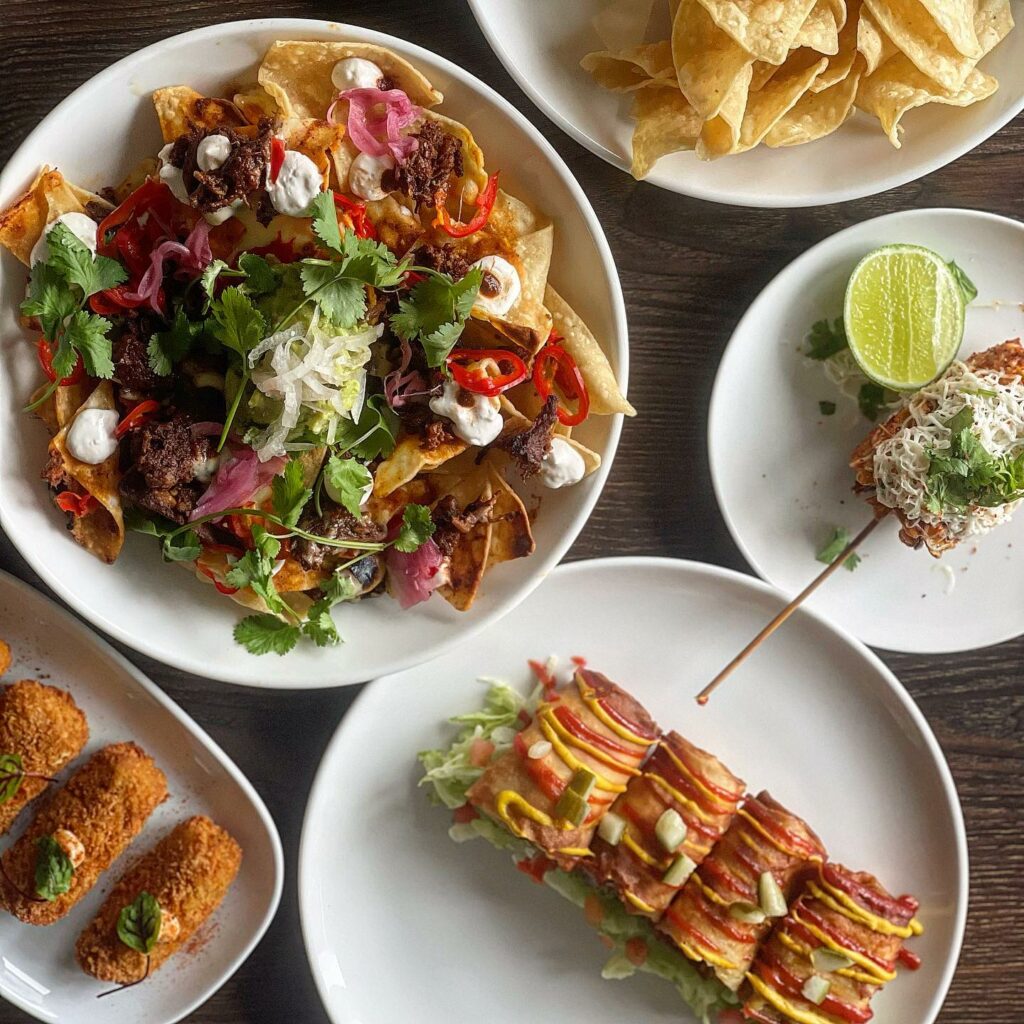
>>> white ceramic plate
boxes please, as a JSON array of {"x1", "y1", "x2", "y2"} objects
[
  {"x1": 299, "y1": 557, "x2": 966, "y2": 1024},
  {"x1": 0, "y1": 569, "x2": 283, "y2": 1024},
  {"x1": 0, "y1": 19, "x2": 628, "y2": 688},
  {"x1": 468, "y1": 0, "x2": 1024, "y2": 207},
  {"x1": 709, "y1": 208, "x2": 1024, "y2": 653}
]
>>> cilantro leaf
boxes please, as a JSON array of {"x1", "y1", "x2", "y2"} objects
[
  {"x1": 323, "y1": 455, "x2": 372, "y2": 517},
  {"x1": 163, "y1": 529, "x2": 202, "y2": 563},
  {"x1": 34, "y1": 835, "x2": 74, "y2": 901},
  {"x1": 307, "y1": 191, "x2": 343, "y2": 254},
  {"x1": 818, "y1": 400, "x2": 836, "y2": 416},
  {"x1": 420, "y1": 321, "x2": 467, "y2": 369},
  {"x1": 391, "y1": 268, "x2": 483, "y2": 367},
  {"x1": 299, "y1": 262, "x2": 367, "y2": 328},
  {"x1": 238, "y1": 252, "x2": 278, "y2": 296},
  {"x1": 125, "y1": 510, "x2": 203, "y2": 562},
  {"x1": 948, "y1": 260, "x2": 978, "y2": 305},
  {"x1": 394, "y1": 503, "x2": 435, "y2": 553},
  {"x1": 210, "y1": 286, "x2": 267, "y2": 359},
  {"x1": 148, "y1": 308, "x2": 200, "y2": 376},
  {"x1": 20, "y1": 263, "x2": 77, "y2": 340},
  {"x1": 64, "y1": 310, "x2": 115, "y2": 378},
  {"x1": 0, "y1": 752, "x2": 24, "y2": 805},
  {"x1": 45, "y1": 222, "x2": 126, "y2": 298},
  {"x1": 334, "y1": 394, "x2": 399, "y2": 461},
  {"x1": 234, "y1": 614, "x2": 301, "y2": 656},
  {"x1": 117, "y1": 892, "x2": 162, "y2": 955},
  {"x1": 199, "y1": 258, "x2": 229, "y2": 306},
  {"x1": 816, "y1": 527, "x2": 859, "y2": 572},
  {"x1": 320, "y1": 570, "x2": 363, "y2": 605},
  {"x1": 301, "y1": 600, "x2": 341, "y2": 647},
  {"x1": 805, "y1": 317, "x2": 847, "y2": 361},
  {"x1": 225, "y1": 524, "x2": 284, "y2": 613},
  {"x1": 339, "y1": 232, "x2": 405, "y2": 288},
  {"x1": 272, "y1": 458, "x2": 312, "y2": 527}
]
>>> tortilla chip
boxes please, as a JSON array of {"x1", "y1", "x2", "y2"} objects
[
  {"x1": 795, "y1": 0, "x2": 840, "y2": 54},
  {"x1": 545, "y1": 285, "x2": 635, "y2": 417},
  {"x1": 280, "y1": 116, "x2": 348, "y2": 187},
  {"x1": 629, "y1": 88, "x2": 702, "y2": 178},
  {"x1": 750, "y1": 62, "x2": 782, "y2": 91},
  {"x1": 366, "y1": 478, "x2": 438, "y2": 526},
  {"x1": 919, "y1": 0, "x2": 983, "y2": 58},
  {"x1": 811, "y1": 0, "x2": 862, "y2": 91},
  {"x1": 696, "y1": 64, "x2": 754, "y2": 159},
  {"x1": 373, "y1": 433, "x2": 468, "y2": 498},
  {"x1": 580, "y1": 41, "x2": 676, "y2": 92},
  {"x1": 672, "y1": 0, "x2": 754, "y2": 120},
  {"x1": 233, "y1": 87, "x2": 280, "y2": 123},
  {"x1": 766, "y1": 56, "x2": 864, "y2": 145},
  {"x1": 258, "y1": 40, "x2": 443, "y2": 122},
  {"x1": 561, "y1": 435, "x2": 602, "y2": 477},
  {"x1": 434, "y1": 471, "x2": 494, "y2": 611},
  {"x1": 826, "y1": 0, "x2": 849, "y2": 32},
  {"x1": 856, "y1": 5, "x2": 898, "y2": 74},
  {"x1": 856, "y1": 54, "x2": 998, "y2": 147},
  {"x1": 0, "y1": 167, "x2": 88, "y2": 266},
  {"x1": 422, "y1": 110, "x2": 489, "y2": 201},
  {"x1": 485, "y1": 470, "x2": 535, "y2": 569},
  {"x1": 49, "y1": 382, "x2": 124, "y2": 564},
  {"x1": 151, "y1": 87, "x2": 247, "y2": 143},
  {"x1": 697, "y1": 0, "x2": 819, "y2": 64}
]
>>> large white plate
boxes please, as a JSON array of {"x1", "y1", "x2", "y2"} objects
[
  {"x1": 299, "y1": 557, "x2": 966, "y2": 1024},
  {"x1": 0, "y1": 570, "x2": 283, "y2": 1024},
  {"x1": 709, "y1": 208, "x2": 1024, "y2": 653},
  {"x1": 0, "y1": 19, "x2": 627, "y2": 688},
  {"x1": 468, "y1": 0, "x2": 1024, "y2": 207}
]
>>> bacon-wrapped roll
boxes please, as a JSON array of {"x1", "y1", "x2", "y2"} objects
[
  {"x1": 660, "y1": 791, "x2": 825, "y2": 990},
  {"x1": 466, "y1": 668, "x2": 658, "y2": 866},
  {"x1": 744, "y1": 861, "x2": 922, "y2": 1023},
  {"x1": 590, "y1": 731, "x2": 744, "y2": 918}
]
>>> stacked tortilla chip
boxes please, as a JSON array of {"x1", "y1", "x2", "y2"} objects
[{"x1": 581, "y1": 0, "x2": 1014, "y2": 176}]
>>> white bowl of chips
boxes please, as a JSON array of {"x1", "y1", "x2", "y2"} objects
[
  {"x1": 0, "y1": 19, "x2": 629, "y2": 687},
  {"x1": 469, "y1": 0, "x2": 1023, "y2": 206}
]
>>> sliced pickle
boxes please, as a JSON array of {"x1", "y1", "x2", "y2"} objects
[
  {"x1": 758, "y1": 870, "x2": 787, "y2": 917},
  {"x1": 802, "y1": 975, "x2": 831, "y2": 1005},
  {"x1": 655, "y1": 808, "x2": 687, "y2": 852},
  {"x1": 728, "y1": 901, "x2": 767, "y2": 924},
  {"x1": 598, "y1": 811, "x2": 626, "y2": 846},
  {"x1": 555, "y1": 768, "x2": 597, "y2": 826},
  {"x1": 662, "y1": 852, "x2": 697, "y2": 887},
  {"x1": 811, "y1": 947, "x2": 854, "y2": 973}
]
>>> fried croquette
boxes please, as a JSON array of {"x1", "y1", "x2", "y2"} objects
[
  {"x1": 1, "y1": 742, "x2": 167, "y2": 925},
  {"x1": 76, "y1": 815, "x2": 242, "y2": 983},
  {"x1": 0, "y1": 680, "x2": 89, "y2": 835},
  {"x1": 0, "y1": 641, "x2": 10, "y2": 677}
]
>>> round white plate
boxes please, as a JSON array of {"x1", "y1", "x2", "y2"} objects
[
  {"x1": 299, "y1": 557, "x2": 966, "y2": 1024},
  {"x1": 709, "y1": 208, "x2": 1024, "y2": 653},
  {"x1": 0, "y1": 19, "x2": 627, "y2": 688},
  {"x1": 468, "y1": 0, "x2": 1024, "y2": 207},
  {"x1": 0, "y1": 569, "x2": 283, "y2": 1024}
]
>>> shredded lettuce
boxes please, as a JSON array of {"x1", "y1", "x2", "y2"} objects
[{"x1": 417, "y1": 677, "x2": 739, "y2": 1024}]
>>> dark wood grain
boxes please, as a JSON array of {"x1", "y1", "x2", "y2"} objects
[{"x1": 1, "y1": 2, "x2": 1022, "y2": 1021}]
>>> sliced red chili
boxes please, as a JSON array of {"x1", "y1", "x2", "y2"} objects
[
  {"x1": 115, "y1": 400, "x2": 160, "y2": 438},
  {"x1": 37, "y1": 338, "x2": 84, "y2": 386},
  {"x1": 434, "y1": 172, "x2": 500, "y2": 238},
  {"x1": 97, "y1": 179, "x2": 175, "y2": 255},
  {"x1": 333, "y1": 191, "x2": 377, "y2": 240},
  {"x1": 402, "y1": 270, "x2": 427, "y2": 288},
  {"x1": 269, "y1": 137, "x2": 286, "y2": 184},
  {"x1": 88, "y1": 284, "x2": 151, "y2": 316},
  {"x1": 247, "y1": 234, "x2": 301, "y2": 264},
  {"x1": 447, "y1": 347, "x2": 528, "y2": 397},
  {"x1": 196, "y1": 562, "x2": 239, "y2": 596},
  {"x1": 532, "y1": 341, "x2": 590, "y2": 426},
  {"x1": 55, "y1": 491, "x2": 97, "y2": 517}
]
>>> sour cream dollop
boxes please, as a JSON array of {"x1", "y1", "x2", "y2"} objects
[
  {"x1": 66, "y1": 408, "x2": 120, "y2": 465},
  {"x1": 267, "y1": 149, "x2": 323, "y2": 217},
  {"x1": 204, "y1": 200, "x2": 245, "y2": 226},
  {"x1": 158, "y1": 142, "x2": 191, "y2": 204},
  {"x1": 538, "y1": 437, "x2": 585, "y2": 489},
  {"x1": 30, "y1": 212, "x2": 98, "y2": 266},
  {"x1": 331, "y1": 57, "x2": 385, "y2": 92},
  {"x1": 196, "y1": 133, "x2": 232, "y2": 172},
  {"x1": 348, "y1": 151, "x2": 395, "y2": 201},
  {"x1": 429, "y1": 380, "x2": 503, "y2": 447},
  {"x1": 471, "y1": 255, "x2": 521, "y2": 318}
]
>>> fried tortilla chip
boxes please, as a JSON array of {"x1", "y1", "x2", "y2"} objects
[
  {"x1": 766, "y1": 56, "x2": 864, "y2": 145},
  {"x1": 811, "y1": 0, "x2": 862, "y2": 91},
  {"x1": 696, "y1": 64, "x2": 754, "y2": 159},
  {"x1": 580, "y1": 41, "x2": 676, "y2": 92},
  {"x1": 232, "y1": 86, "x2": 280, "y2": 124},
  {"x1": 49, "y1": 382, "x2": 124, "y2": 564},
  {"x1": 151, "y1": 87, "x2": 247, "y2": 143},
  {"x1": 0, "y1": 167, "x2": 89, "y2": 266},
  {"x1": 485, "y1": 470, "x2": 535, "y2": 569},
  {"x1": 672, "y1": 0, "x2": 754, "y2": 120},
  {"x1": 919, "y1": 0, "x2": 983, "y2": 58},
  {"x1": 372, "y1": 433, "x2": 468, "y2": 499},
  {"x1": 697, "y1": 0, "x2": 819, "y2": 64},
  {"x1": 422, "y1": 110, "x2": 489, "y2": 201},
  {"x1": 545, "y1": 285, "x2": 635, "y2": 417},
  {"x1": 795, "y1": 0, "x2": 841, "y2": 54},
  {"x1": 433, "y1": 470, "x2": 494, "y2": 611},
  {"x1": 258, "y1": 40, "x2": 443, "y2": 122},
  {"x1": 279, "y1": 116, "x2": 348, "y2": 187},
  {"x1": 856, "y1": 5, "x2": 899, "y2": 74},
  {"x1": 629, "y1": 88, "x2": 702, "y2": 178}
]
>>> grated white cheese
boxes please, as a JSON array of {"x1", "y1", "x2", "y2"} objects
[
  {"x1": 872, "y1": 361, "x2": 1024, "y2": 542},
  {"x1": 821, "y1": 349, "x2": 900, "y2": 410}
]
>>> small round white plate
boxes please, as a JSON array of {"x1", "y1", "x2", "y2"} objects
[
  {"x1": 0, "y1": 569, "x2": 283, "y2": 1024},
  {"x1": 0, "y1": 19, "x2": 627, "y2": 688},
  {"x1": 299, "y1": 557, "x2": 966, "y2": 1024},
  {"x1": 468, "y1": 0, "x2": 1024, "y2": 207},
  {"x1": 710, "y1": 208, "x2": 1024, "y2": 653}
]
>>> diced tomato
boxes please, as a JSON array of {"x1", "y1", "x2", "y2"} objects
[
  {"x1": 625, "y1": 937, "x2": 648, "y2": 967},
  {"x1": 469, "y1": 738, "x2": 495, "y2": 767},
  {"x1": 452, "y1": 804, "x2": 478, "y2": 825}
]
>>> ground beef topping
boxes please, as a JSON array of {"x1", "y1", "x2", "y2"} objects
[
  {"x1": 423, "y1": 417, "x2": 457, "y2": 452},
  {"x1": 42, "y1": 448, "x2": 68, "y2": 491},
  {"x1": 390, "y1": 120, "x2": 464, "y2": 208},
  {"x1": 416, "y1": 243, "x2": 472, "y2": 280},
  {"x1": 294, "y1": 504, "x2": 387, "y2": 571},
  {"x1": 497, "y1": 395, "x2": 558, "y2": 478},
  {"x1": 112, "y1": 312, "x2": 165, "y2": 397},
  {"x1": 432, "y1": 494, "x2": 497, "y2": 557}
]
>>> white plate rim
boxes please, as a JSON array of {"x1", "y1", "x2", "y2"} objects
[
  {"x1": 296, "y1": 554, "x2": 969, "y2": 1024},
  {"x1": 0, "y1": 567, "x2": 285, "y2": 1024},
  {"x1": 707, "y1": 205, "x2": 1024, "y2": 654},
  {"x1": 0, "y1": 16, "x2": 628, "y2": 688},
  {"x1": 466, "y1": 0, "x2": 1024, "y2": 208}
]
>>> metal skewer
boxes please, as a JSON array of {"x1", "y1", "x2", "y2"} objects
[{"x1": 695, "y1": 517, "x2": 881, "y2": 705}]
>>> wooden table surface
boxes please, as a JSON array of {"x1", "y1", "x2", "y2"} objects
[{"x1": 1, "y1": 1, "x2": 1022, "y2": 1021}]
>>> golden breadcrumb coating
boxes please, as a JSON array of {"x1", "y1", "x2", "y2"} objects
[
  {"x1": 1, "y1": 742, "x2": 167, "y2": 925},
  {"x1": 0, "y1": 680, "x2": 89, "y2": 835},
  {"x1": 76, "y1": 815, "x2": 242, "y2": 983}
]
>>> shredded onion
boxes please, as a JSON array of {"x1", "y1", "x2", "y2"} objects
[
  {"x1": 385, "y1": 537, "x2": 445, "y2": 609},
  {"x1": 125, "y1": 220, "x2": 213, "y2": 313},
  {"x1": 190, "y1": 444, "x2": 286, "y2": 521},
  {"x1": 384, "y1": 335, "x2": 433, "y2": 408},
  {"x1": 329, "y1": 87, "x2": 421, "y2": 164}
]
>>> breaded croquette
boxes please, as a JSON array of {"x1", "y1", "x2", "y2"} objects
[
  {"x1": 0, "y1": 742, "x2": 167, "y2": 925},
  {"x1": 76, "y1": 815, "x2": 242, "y2": 983},
  {"x1": 0, "y1": 641, "x2": 10, "y2": 677},
  {"x1": 0, "y1": 680, "x2": 89, "y2": 835}
]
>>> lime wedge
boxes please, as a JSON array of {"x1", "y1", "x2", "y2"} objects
[{"x1": 843, "y1": 244, "x2": 968, "y2": 391}]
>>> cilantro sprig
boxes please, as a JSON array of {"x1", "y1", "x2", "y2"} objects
[
  {"x1": 816, "y1": 527, "x2": 861, "y2": 572},
  {"x1": 20, "y1": 222, "x2": 127, "y2": 409},
  {"x1": 209, "y1": 286, "x2": 267, "y2": 451},
  {"x1": 805, "y1": 317, "x2": 847, "y2": 361},
  {"x1": 391, "y1": 267, "x2": 484, "y2": 367}
]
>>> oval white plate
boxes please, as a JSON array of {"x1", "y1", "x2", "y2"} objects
[
  {"x1": 299, "y1": 557, "x2": 965, "y2": 1024},
  {"x1": 0, "y1": 19, "x2": 627, "y2": 688},
  {"x1": 710, "y1": 208, "x2": 1024, "y2": 653},
  {"x1": 0, "y1": 569, "x2": 283, "y2": 1024},
  {"x1": 468, "y1": 0, "x2": 1024, "y2": 207}
]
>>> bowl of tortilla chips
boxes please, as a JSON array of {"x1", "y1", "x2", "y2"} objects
[
  {"x1": 0, "y1": 19, "x2": 630, "y2": 687},
  {"x1": 470, "y1": 0, "x2": 1022, "y2": 206}
]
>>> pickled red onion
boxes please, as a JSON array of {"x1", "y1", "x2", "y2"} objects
[
  {"x1": 190, "y1": 444, "x2": 287, "y2": 521},
  {"x1": 328, "y1": 87, "x2": 421, "y2": 164},
  {"x1": 124, "y1": 220, "x2": 213, "y2": 314},
  {"x1": 385, "y1": 537, "x2": 445, "y2": 608}
]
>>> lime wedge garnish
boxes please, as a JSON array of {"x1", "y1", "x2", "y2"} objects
[{"x1": 843, "y1": 244, "x2": 971, "y2": 391}]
